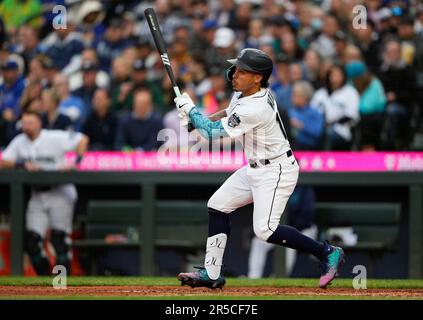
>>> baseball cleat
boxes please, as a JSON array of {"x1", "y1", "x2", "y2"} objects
[
  {"x1": 177, "y1": 267, "x2": 226, "y2": 289},
  {"x1": 319, "y1": 245, "x2": 345, "y2": 289}
]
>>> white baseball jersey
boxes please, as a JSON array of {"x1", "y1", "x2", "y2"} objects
[
  {"x1": 204, "y1": 88, "x2": 300, "y2": 279},
  {"x1": 2, "y1": 129, "x2": 83, "y2": 170},
  {"x1": 2, "y1": 129, "x2": 82, "y2": 236},
  {"x1": 310, "y1": 85, "x2": 360, "y2": 141},
  {"x1": 221, "y1": 88, "x2": 291, "y2": 162}
]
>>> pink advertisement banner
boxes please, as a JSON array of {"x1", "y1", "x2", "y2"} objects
[
  {"x1": 2, "y1": 151, "x2": 423, "y2": 172},
  {"x1": 64, "y1": 151, "x2": 423, "y2": 172}
]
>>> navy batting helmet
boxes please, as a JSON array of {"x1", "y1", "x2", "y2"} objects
[{"x1": 226, "y1": 48, "x2": 273, "y2": 87}]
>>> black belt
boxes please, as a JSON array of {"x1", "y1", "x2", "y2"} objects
[{"x1": 249, "y1": 149, "x2": 293, "y2": 168}]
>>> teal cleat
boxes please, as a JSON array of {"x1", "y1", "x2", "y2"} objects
[
  {"x1": 177, "y1": 267, "x2": 226, "y2": 289},
  {"x1": 319, "y1": 245, "x2": 345, "y2": 288}
]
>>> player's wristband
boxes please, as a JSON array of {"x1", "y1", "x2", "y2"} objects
[
  {"x1": 75, "y1": 155, "x2": 84, "y2": 165},
  {"x1": 15, "y1": 159, "x2": 25, "y2": 169}
]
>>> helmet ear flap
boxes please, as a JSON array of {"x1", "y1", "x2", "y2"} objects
[{"x1": 226, "y1": 65, "x2": 236, "y2": 81}]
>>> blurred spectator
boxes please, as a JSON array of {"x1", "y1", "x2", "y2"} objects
[
  {"x1": 40, "y1": 89, "x2": 73, "y2": 131},
  {"x1": 95, "y1": 18, "x2": 132, "y2": 72},
  {"x1": 212, "y1": 27, "x2": 238, "y2": 70},
  {"x1": 112, "y1": 59, "x2": 165, "y2": 114},
  {"x1": 303, "y1": 49, "x2": 322, "y2": 89},
  {"x1": 189, "y1": 19, "x2": 219, "y2": 69},
  {"x1": 43, "y1": 19, "x2": 84, "y2": 72},
  {"x1": 20, "y1": 79, "x2": 42, "y2": 112},
  {"x1": 136, "y1": 0, "x2": 182, "y2": 45},
  {"x1": 0, "y1": 0, "x2": 42, "y2": 32},
  {"x1": 275, "y1": 61, "x2": 305, "y2": 112},
  {"x1": 75, "y1": 0, "x2": 106, "y2": 47},
  {"x1": 342, "y1": 44, "x2": 364, "y2": 65},
  {"x1": 0, "y1": 59, "x2": 25, "y2": 123},
  {"x1": 289, "y1": 81, "x2": 324, "y2": 150},
  {"x1": 15, "y1": 25, "x2": 43, "y2": 75},
  {"x1": 189, "y1": 57, "x2": 209, "y2": 90},
  {"x1": 244, "y1": 19, "x2": 268, "y2": 49},
  {"x1": 53, "y1": 73, "x2": 86, "y2": 131},
  {"x1": 110, "y1": 57, "x2": 131, "y2": 113},
  {"x1": 231, "y1": 1, "x2": 253, "y2": 37},
  {"x1": 197, "y1": 65, "x2": 230, "y2": 116},
  {"x1": 352, "y1": 19, "x2": 382, "y2": 74},
  {"x1": 68, "y1": 48, "x2": 110, "y2": 91},
  {"x1": 188, "y1": 0, "x2": 209, "y2": 23},
  {"x1": 41, "y1": 56, "x2": 60, "y2": 88},
  {"x1": 346, "y1": 60, "x2": 387, "y2": 151},
  {"x1": 398, "y1": 15, "x2": 418, "y2": 66},
  {"x1": 115, "y1": 88, "x2": 164, "y2": 151},
  {"x1": 333, "y1": 30, "x2": 349, "y2": 65},
  {"x1": 295, "y1": 2, "x2": 320, "y2": 49},
  {"x1": 311, "y1": 64, "x2": 360, "y2": 150},
  {"x1": 270, "y1": 57, "x2": 289, "y2": 99},
  {"x1": 169, "y1": 34, "x2": 193, "y2": 86},
  {"x1": 280, "y1": 31, "x2": 304, "y2": 61},
  {"x1": 26, "y1": 97, "x2": 42, "y2": 114},
  {"x1": 310, "y1": 14, "x2": 339, "y2": 60},
  {"x1": 415, "y1": 6, "x2": 423, "y2": 34},
  {"x1": 259, "y1": 41, "x2": 277, "y2": 64},
  {"x1": 72, "y1": 60, "x2": 101, "y2": 112},
  {"x1": 377, "y1": 39, "x2": 416, "y2": 150},
  {"x1": 213, "y1": 0, "x2": 237, "y2": 28},
  {"x1": 27, "y1": 54, "x2": 48, "y2": 86},
  {"x1": 82, "y1": 88, "x2": 117, "y2": 150},
  {"x1": 378, "y1": 7, "x2": 396, "y2": 39},
  {"x1": 268, "y1": 15, "x2": 297, "y2": 57}
]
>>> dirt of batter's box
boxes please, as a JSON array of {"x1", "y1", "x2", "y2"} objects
[{"x1": 0, "y1": 286, "x2": 423, "y2": 298}]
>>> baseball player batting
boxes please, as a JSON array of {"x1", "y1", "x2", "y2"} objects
[
  {"x1": 1, "y1": 109, "x2": 89, "y2": 275},
  {"x1": 175, "y1": 48, "x2": 345, "y2": 289}
]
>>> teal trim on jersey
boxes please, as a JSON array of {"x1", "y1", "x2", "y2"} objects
[{"x1": 188, "y1": 108, "x2": 229, "y2": 140}]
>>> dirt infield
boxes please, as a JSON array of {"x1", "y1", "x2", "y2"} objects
[{"x1": 1, "y1": 286, "x2": 423, "y2": 298}]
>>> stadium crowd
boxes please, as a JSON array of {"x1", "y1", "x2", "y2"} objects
[{"x1": 1, "y1": 0, "x2": 423, "y2": 152}]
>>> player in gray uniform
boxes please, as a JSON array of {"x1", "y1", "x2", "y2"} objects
[
  {"x1": 1, "y1": 110, "x2": 89, "y2": 275},
  {"x1": 174, "y1": 48, "x2": 344, "y2": 289}
]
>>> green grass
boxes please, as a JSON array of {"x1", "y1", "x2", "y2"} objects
[
  {"x1": 1, "y1": 277, "x2": 422, "y2": 300},
  {"x1": 0, "y1": 276, "x2": 423, "y2": 289}
]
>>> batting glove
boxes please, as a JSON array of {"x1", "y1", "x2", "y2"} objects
[
  {"x1": 178, "y1": 110, "x2": 190, "y2": 128},
  {"x1": 174, "y1": 92, "x2": 196, "y2": 115}
]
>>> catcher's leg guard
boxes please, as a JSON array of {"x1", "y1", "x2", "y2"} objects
[
  {"x1": 51, "y1": 229, "x2": 72, "y2": 275},
  {"x1": 25, "y1": 231, "x2": 51, "y2": 275}
]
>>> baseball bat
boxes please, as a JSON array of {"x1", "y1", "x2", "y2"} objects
[{"x1": 144, "y1": 8, "x2": 195, "y2": 132}]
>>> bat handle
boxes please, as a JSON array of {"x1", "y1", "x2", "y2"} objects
[
  {"x1": 173, "y1": 86, "x2": 182, "y2": 98},
  {"x1": 173, "y1": 86, "x2": 195, "y2": 132}
]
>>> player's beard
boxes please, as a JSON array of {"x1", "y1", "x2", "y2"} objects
[{"x1": 24, "y1": 129, "x2": 41, "y2": 141}]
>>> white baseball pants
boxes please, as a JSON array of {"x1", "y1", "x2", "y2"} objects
[
  {"x1": 208, "y1": 152, "x2": 299, "y2": 241},
  {"x1": 26, "y1": 184, "x2": 77, "y2": 236}
]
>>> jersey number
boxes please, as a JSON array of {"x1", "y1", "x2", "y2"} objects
[{"x1": 267, "y1": 92, "x2": 288, "y2": 140}]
